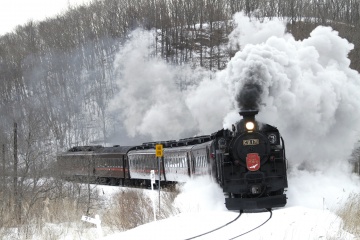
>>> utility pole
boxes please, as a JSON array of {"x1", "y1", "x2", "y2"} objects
[
  {"x1": 13, "y1": 122, "x2": 20, "y2": 224},
  {"x1": 2, "y1": 144, "x2": 5, "y2": 187}
]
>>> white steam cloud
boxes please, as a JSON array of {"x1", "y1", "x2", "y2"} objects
[
  {"x1": 109, "y1": 29, "x2": 230, "y2": 141},
  {"x1": 109, "y1": 30, "x2": 198, "y2": 140},
  {"x1": 110, "y1": 12, "x2": 360, "y2": 210}
]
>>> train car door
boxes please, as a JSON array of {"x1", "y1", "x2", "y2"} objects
[{"x1": 188, "y1": 151, "x2": 196, "y2": 177}]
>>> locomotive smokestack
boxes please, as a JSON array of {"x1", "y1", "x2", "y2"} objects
[
  {"x1": 239, "y1": 109, "x2": 259, "y2": 121},
  {"x1": 239, "y1": 110, "x2": 259, "y2": 132}
]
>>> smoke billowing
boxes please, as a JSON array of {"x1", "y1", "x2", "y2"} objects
[
  {"x1": 235, "y1": 65, "x2": 265, "y2": 110},
  {"x1": 109, "y1": 12, "x2": 360, "y2": 209}
]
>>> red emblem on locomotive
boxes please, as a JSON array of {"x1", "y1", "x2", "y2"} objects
[{"x1": 246, "y1": 153, "x2": 260, "y2": 171}]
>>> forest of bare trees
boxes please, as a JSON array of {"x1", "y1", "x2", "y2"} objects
[{"x1": 0, "y1": 0, "x2": 360, "y2": 231}]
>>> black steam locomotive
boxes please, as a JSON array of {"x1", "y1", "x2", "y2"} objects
[{"x1": 57, "y1": 110, "x2": 288, "y2": 210}]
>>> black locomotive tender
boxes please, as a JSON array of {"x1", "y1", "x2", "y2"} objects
[{"x1": 57, "y1": 110, "x2": 288, "y2": 210}]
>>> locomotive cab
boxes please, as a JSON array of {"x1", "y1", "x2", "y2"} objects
[{"x1": 221, "y1": 110, "x2": 288, "y2": 210}]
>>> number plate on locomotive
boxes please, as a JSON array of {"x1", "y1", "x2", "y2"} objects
[{"x1": 243, "y1": 139, "x2": 259, "y2": 145}]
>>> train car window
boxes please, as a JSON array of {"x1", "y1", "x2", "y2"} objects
[
  {"x1": 110, "y1": 158, "x2": 114, "y2": 167},
  {"x1": 105, "y1": 158, "x2": 108, "y2": 167}
]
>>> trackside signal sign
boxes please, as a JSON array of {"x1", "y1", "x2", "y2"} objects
[{"x1": 155, "y1": 144, "x2": 163, "y2": 157}]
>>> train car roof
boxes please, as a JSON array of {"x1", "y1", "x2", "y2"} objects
[
  {"x1": 128, "y1": 140, "x2": 213, "y2": 155},
  {"x1": 94, "y1": 146, "x2": 135, "y2": 154},
  {"x1": 58, "y1": 145, "x2": 136, "y2": 156}
]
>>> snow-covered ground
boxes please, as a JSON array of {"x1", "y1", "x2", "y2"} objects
[
  {"x1": 102, "y1": 207, "x2": 350, "y2": 240},
  {"x1": 93, "y1": 175, "x2": 357, "y2": 240}
]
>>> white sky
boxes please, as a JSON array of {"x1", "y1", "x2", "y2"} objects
[{"x1": 0, "y1": 0, "x2": 93, "y2": 36}]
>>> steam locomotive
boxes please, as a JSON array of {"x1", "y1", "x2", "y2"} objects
[{"x1": 57, "y1": 110, "x2": 288, "y2": 210}]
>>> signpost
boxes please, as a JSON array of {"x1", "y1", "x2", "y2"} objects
[
  {"x1": 155, "y1": 144, "x2": 163, "y2": 158},
  {"x1": 155, "y1": 144, "x2": 163, "y2": 214},
  {"x1": 150, "y1": 170, "x2": 156, "y2": 221}
]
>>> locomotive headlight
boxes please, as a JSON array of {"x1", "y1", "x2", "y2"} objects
[{"x1": 245, "y1": 121, "x2": 255, "y2": 131}]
